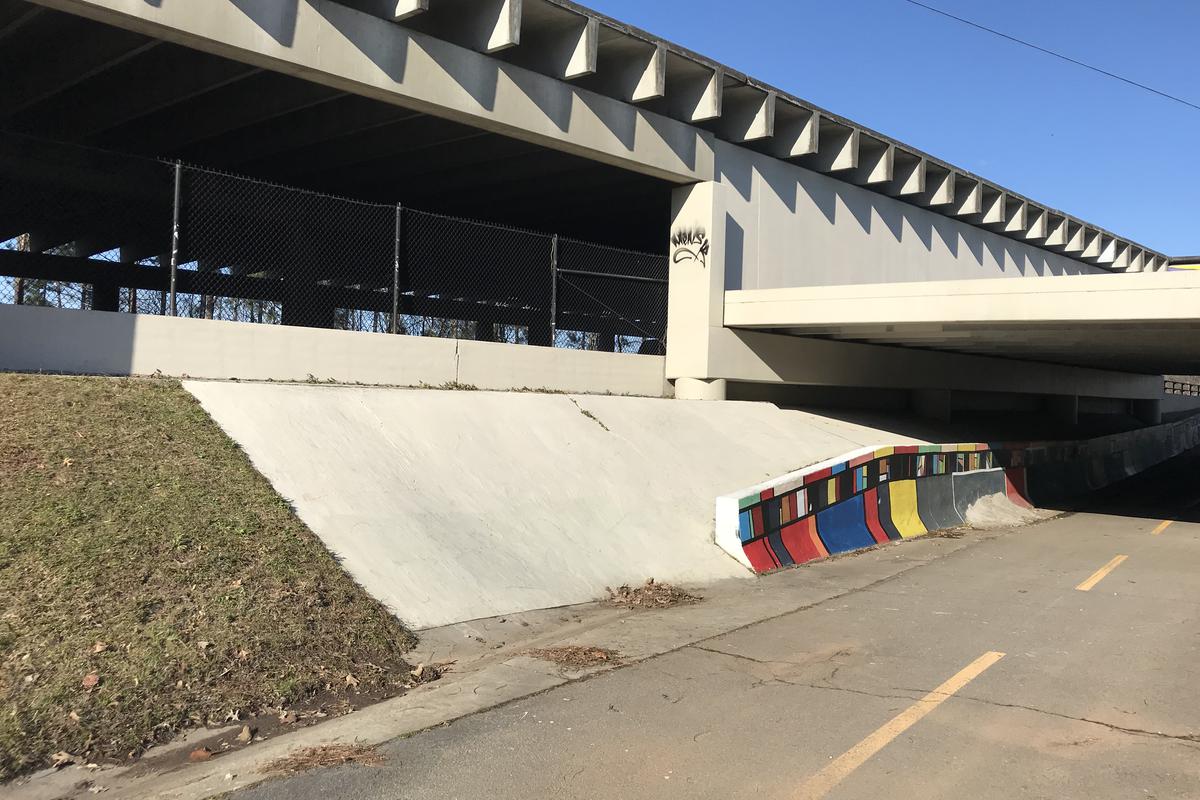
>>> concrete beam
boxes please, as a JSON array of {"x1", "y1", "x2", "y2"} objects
[
  {"x1": 805, "y1": 121, "x2": 858, "y2": 172},
  {"x1": 523, "y1": 12, "x2": 598, "y2": 79},
  {"x1": 975, "y1": 187, "x2": 1005, "y2": 226},
  {"x1": 593, "y1": 40, "x2": 664, "y2": 103},
  {"x1": 1064, "y1": 221, "x2": 1086, "y2": 254},
  {"x1": 717, "y1": 86, "x2": 775, "y2": 142},
  {"x1": 1096, "y1": 236, "x2": 1118, "y2": 266},
  {"x1": 1129, "y1": 249, "x2": 1146, "y2": 273},
  {"x1": 1001, "y1": 196, "x2": 1027, "y2": 234},
  {"x1": 462, "y1": 0, "x2": 521, "y2": 53},
  {"x1": 915, "y1": 164, "x2": 954, "y2": 207},
  {"x1": 1023, "y1": 206, "x2": 1047, "y2": 241},
  {"x1": 850, "y1": 136, "x2": 893, "y2": 186},
  {"x1": 1045, "y1": 214, "x2": 1068, "y2": 247},
  {"x1": 1112, "y1": 243, "x2": 1131, "y2": 270},
  {"x1": 883, "y1": 151, "x2": 925, "y2": 197},
  {"x1": 339, "y1": 0, "x2": 429, "y2": 21},
  {"x1": 765, "y1": 104, "x2": 818, "y2": 159},
  {"x1": 1081, "y1": 228, "x2": 1102, "y2": 260},
  {"x1": 29, "y1": 0, "x2": 712, "y2": 184},
  {"x1": 950, "y1": 175, "x2": 982, "y2": 216},
  {"x1": 667, "y1": 63, "x2": 723, "y2": 122}
]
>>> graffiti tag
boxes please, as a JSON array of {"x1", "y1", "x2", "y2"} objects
[{"x1": 671, "y1": 228, "x2": 709, "y2": 269}]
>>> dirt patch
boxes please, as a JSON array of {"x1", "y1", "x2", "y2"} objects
[
  {"x1": 264, "y1": 743, "x2": 385, "y2": 775},
  {"x1": 525, "y1": 646, "x2": 622, "y2": 669},
  {"x1": 605, "y1": 578, "x2": 701, "y2": 610},
  {"x1": 0, "y1": 375, "x2": 419, "y2": 781}
]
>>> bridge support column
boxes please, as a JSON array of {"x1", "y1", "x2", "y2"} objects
[
  {"x1": 665, "y1": 181, "x2": 728, "y2": 398},
  {"x1": 911, "y1": 388, "x2": 952, "y2": 423},
  {"x1": 1132, "y1": 398, "x2": 1162, "y2": 426},
  {"x1": 1046, "y1": 394, "x2": 1079, "y2": 426},
  {"x1": 674, "y1": 378, "x2": 727, "y2": 401}
]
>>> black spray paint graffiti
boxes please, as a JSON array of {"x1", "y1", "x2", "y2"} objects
[{"x1": 671, "y1": 228, "x2": 709, "y2": 268}]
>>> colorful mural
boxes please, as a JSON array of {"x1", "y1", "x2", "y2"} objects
[
  {"x1": 717, "y1": 414, "x2": 1200, "y2": 574},
  {"x1": 726, "y1": 444, "x2": 1026, "y2": 573}
]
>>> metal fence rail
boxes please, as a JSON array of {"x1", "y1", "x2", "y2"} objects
[{"x1": 0, "y1": 134, "x2": 668, "y2": 353}]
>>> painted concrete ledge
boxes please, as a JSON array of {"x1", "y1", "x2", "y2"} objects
[
  {"x1": 0, "y1": 304, "x2": 669, "y2": 397},
  {"x1": 719, "y1": 413, "x2": 1200, "y2": 572},
  {"x1": 7, "y1": 533, "x2": 979, "y2": 800}
]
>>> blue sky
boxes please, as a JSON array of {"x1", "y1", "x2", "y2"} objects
[{"x1": 585, "y1": 0, "x2": 1200, "y2": 255}]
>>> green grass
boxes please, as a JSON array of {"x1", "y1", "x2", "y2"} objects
[{"x1": 0, "y1": 374, "x2": 416, "y2": 780}]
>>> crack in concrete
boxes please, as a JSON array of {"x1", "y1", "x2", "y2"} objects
[
  {"x1": 925, "y1": 691, "x2": 1200, "y2": 748},
  {"x1": 693, "y1": 646, "x2": 1200, "y2": 748}
]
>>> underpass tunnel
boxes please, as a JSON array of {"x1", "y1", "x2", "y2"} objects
[{"x1": 0, "y1": 0, "x2": 677, "y2": 347}]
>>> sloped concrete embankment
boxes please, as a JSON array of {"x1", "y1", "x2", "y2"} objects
[
  {"x1": 183, "y1": 381, "x2": 930, "y2": 628},
  {"x1": 719, "y1": 414, "x2": 1200, "y2": 572}
]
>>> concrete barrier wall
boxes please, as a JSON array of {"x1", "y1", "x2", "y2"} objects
[
  {"x1": 718, "y1": 413, "x2": 1200, "y2": 572},
  {"x1": 0, "y1": 305, "x2": 669, "y2": 397}
]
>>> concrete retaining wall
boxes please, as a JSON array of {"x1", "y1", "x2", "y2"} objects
[
  {"x1": 183, "y1": 381, "x2": 932, "y2": 628},
  {"x1": 0, "y1": 304, "x2": 669, "y2": 397},
  {"x1": 719, "y1": 414, "x2": 1200, "y2": 572}
]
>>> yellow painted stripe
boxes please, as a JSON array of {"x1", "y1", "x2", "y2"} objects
[
  {"x1": 1075, "y1": 555, "x2": 1128, "y2": 591},
  {"x1": 888, "y1": 480, "x2": 927, "y2": 539},
  {"x1": 795, "y1": 651, "x2": 1005, "y2": 800},
  {"x1": 1152, "y1": 519, "x2": 1174, "y2": 535}
]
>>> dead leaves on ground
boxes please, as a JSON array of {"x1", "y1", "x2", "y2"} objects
[
  {"x1": 605, "y1": 578, "x2": 701, "y2": 610},
  {"x1": 264, "y1": 743, "x2": 384, "y2": 775},
  {"x1": 525, "y1": 645, "x2": 621, "y2": 670}
]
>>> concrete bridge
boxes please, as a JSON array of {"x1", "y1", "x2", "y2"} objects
[{"x1": 2, "y1": 0, "x2": 1197, "y2": 422}]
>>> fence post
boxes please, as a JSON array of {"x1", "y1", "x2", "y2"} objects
[
  {"x1": 549, "y1": 234, "x2": 558, "y2": 346},
  {"x1": 168, "y1": 160, "x2": 182, "y2": 317},
  {"x1": 391, "y1": 203, "x2": 402, "y2": 334}
]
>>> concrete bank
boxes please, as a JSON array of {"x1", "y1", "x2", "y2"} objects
[{"x1": 182, "y1": 381, "x2": 931, "y2": 628}]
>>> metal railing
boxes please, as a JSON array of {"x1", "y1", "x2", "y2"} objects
[{"x1": 0, "y1": 134, "x2": 668, "y2": 353}]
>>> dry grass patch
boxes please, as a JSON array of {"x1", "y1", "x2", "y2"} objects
[
  {"x1": 0, "y1": 375, "x2": 418, "y2": 781},
  {"x1": 264, "y1": 743, "x2": 384, "y2": 775},
  {"x1": 525, "y1": 646, "x2": 621, "y2": 669},
  {"x1": 605, "y1": 578, "x2": 701, "y2": 610}
]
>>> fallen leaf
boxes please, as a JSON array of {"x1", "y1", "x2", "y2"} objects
[
  {"x1": 344, "y1": 673, "x2": 360, "y2": 689},
  {"x1": 279, "y1": 710, "x2": 297, "y2": 725},
  {"x1": 62, "y1": 457, "x2": 74, "y2": 467},
  {"x1": 197, "y1": 641, "x2": 212, "y2": 653},
  {"x1": 50, "y1": 751, "x2": 77, "y2": 769},
  {"x1": 91, "y1": 642, "x2": 108, "y2": 654},
  {"x1": 81, "y1": 672, "x2": 100, "y2": 691},
  {"x1": 410, "y1": 664, "x2": 424, "y2": 680},
  {"x1": 68, "y1": 710, "x2": 81, "y2": 722},
  {"x1": 236, "y1": 725, "x2": 254, "y2": 744},
  {"x1": 236, "y1": 648, "x2": 250, "y2": 661},
  {"x1": 189, "y1": 748, "x2": 213, "y2": 762}
]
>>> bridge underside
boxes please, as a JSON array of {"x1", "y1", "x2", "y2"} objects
[
  {"x1": 0, "y1": 0, "x2": 673, "y2": 251},
  {"x1": 724, "y1": 273, "x2": 1200, "y2": 375}
]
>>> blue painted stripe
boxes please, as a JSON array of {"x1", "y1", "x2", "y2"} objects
[
  {"x1": 815, "y1": 494, "x2": 876, "y2": 554},
  {"x1": 738, "y1": 510, "x2": 753, "y2": 543}
]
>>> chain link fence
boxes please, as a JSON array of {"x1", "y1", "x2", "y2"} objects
[{"x1": 1, "y1": 134, "x2": 668, "y2": 353}]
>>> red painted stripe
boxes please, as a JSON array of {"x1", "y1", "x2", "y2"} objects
[
  {"x1": 1004, "y1": 467, "x2": 1034, "y2": 509},
  {"x1": 751, "y1": 505, "x2": 765, "y2": 537},
  {"x1": 805, "y1": 467, "x2": 834, "y2": 484},
  {"x1": 862, "y1": 488, "x2": 890, "y2": 544},
  {"x1": 760, "y1": 487, "x2": 775, "y2": 501},
  {"x1": 848, "y1": 453, "x2": 872, "y2": 468},
  {"x1": 895, "y1": 445, "x2": 919, "y2": 454},
  {"x1": 743, "y1": 539, "x2": 778, "y2": 573},
  {"x1": 780, "y1": 517, "x2": 827, "y2": 564}
]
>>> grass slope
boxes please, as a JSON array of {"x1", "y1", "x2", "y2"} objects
[{"x1": 0, "y1": 375, "x2": 416, "y2": 780}]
